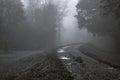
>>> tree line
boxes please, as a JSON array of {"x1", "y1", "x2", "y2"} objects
[
  {"x1": 76, "y1": 0, "x2": 120, "y2": 52},
  {"x1": 0, "y1": 0, "x2": 62, "y2": 51}
]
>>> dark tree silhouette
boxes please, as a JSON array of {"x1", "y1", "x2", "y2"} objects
[
  {"x1": 0, "y1": 0, "x2": 66, "y2": 51},
  {"x1": 100, "y1": 0, "x2": 120, "y2": 19},
  {"x1": 100, "y1": 0, "x2": 120, "y2": 52},
  {"x1": 76, "y1": 0, "x2": 120, "y2": 52},
  {"x1": 24, "y1": 0, "x2": 62, "y2": 50},
  {"x1": 0, "y1": 0, "x2": 25, "y2": 51}
]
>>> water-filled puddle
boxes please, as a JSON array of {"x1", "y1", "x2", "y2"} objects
[
  {"x1": 60, "y1": 56, "x2": 71, "y2": 60},
  {"x1": 57, "y1": 49, "x2": 65, "y2": 53}
]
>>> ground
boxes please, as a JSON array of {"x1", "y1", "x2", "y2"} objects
[
  {"x1": 57, "y1": 45, "x2": 120, "y2": 80},
  {"x1": 0, "y1": 44, "x2": 120, "y2": 80},
  {"x1": 0, "y1": 50, "x2": 73, "y2": 80}
]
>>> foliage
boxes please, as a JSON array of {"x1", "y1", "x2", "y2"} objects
[
  {"x1": 76, "y1": 0, "x2": 120, "y2": 36},
  {"x1": 76, "y1": 0, "x2": 120, "y2": 52},
  {"x1": 0, "y1": 0, "x2": 25, "y2": 50},
  {"x1": 25, "y1": 1, "x2": 61, "y2": 49},
  {"x1": 100, "y1": 0, "x2": 120, "y2": 19},
  {"x1": 0, "y1": 0, "x2": 69, "y2": 50}
]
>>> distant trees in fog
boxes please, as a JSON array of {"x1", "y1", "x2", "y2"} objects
[
  {"x1": 0, "y1": 0, "x2": 64, "y2": 51},
  {"x1": 0, "y1": 0, "x2": 25, "y2": 51}
]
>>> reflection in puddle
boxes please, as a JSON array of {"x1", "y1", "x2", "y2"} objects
[
  {"x1": 57, "y1": 49, "x2": 65, "y2": 53},
  {"x1": 60, "y1": 56, "x2": 71, "y2": 60}
]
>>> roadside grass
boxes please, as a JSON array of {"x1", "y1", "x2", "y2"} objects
[{"x1": 0, "y1": 51, "x2": 45, "y2": 80}]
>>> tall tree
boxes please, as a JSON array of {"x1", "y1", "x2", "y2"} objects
[
  {"x1": 24, "y1": 0, "x2": 62, "y2": 49},
  {"x1": 100, "y1": 0, "x2": 120, "y2": 52},
  {"x1": 100, "y1": 0, "x2": 120, "y2": 19},
  {"x1": 76, "y1": 0, "x2": 120, "y2": 52},
  {"x1": 0, "y1": 0, "x2": 25, "y2": 51}
]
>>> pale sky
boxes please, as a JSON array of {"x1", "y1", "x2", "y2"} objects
[
  {"x1": 21, "y1": 0, "x2": 78, "y2": 15},
  {"x1": 62, "y1": 0, "x2": 79, "y2": 29},
  {"x1": 66, "y1": 0, "x2": 78, "y2": 16}
]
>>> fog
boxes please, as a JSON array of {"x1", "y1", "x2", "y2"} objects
[
  {"x1": 0, "y1": 0, "x2": 119, "y2": 51},
  {"x1": 58, "y1": 0, "x2": 115, "y2": 51},
  {"x1": 0, "y1": 0, "x2": 120, "y2": 79}
]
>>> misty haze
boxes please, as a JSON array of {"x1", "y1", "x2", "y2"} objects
[{"x1": 0, "y1": 0, "x2": 120, "y2": 80}]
